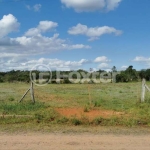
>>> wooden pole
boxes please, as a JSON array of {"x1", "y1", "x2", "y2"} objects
[
  {"x1": 88, "y1": 85, "x2": 91, "y2": 105},
  {"x1": 30, "y1": 82, "x2": 35, "y2": 103},
  {"x1": 19, "y1": 82, "x2": 35, "y2": 103},
  {"x1": 19, "y1": 88, "x2": 30, "y2": 103},
  {"x1": 141, "y1": 78, "x2": 146, "y2": 102}
]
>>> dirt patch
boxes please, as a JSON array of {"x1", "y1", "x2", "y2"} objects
[{"x1": 56, "y1": 108, "x2": 124, "y2": 120}]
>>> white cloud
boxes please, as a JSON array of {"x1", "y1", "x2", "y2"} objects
[
  {"x1": 25, "y1": 21, "x2": 58, "y2": 36},
  {"x1": 133, "y1": 56, "x2": 150, "y2": 62},
  {"x1": 98, "y1": 63, "x2": 110, "y2": 69},
  {"x1": 26, "y1": 4, "x2": 42, "y2": 12},
  {"x1": 68, "y1": 23, "x2": 122, "y2": 41},
  {"x1": 33, "y1": 4, "x2": 42, "y2": 12},
  {"x1": 94, "y1": 56, "x2": 111, "y2": 63},
  {"x1": 68, "y1": 44, "x2": 91, "y2": 49},
  {"x1": 0, "y1": 53, "x2": 21, "y2": 58},
  {"x1": 106, "y1": 0, "x2": 122, "y2": 11},
  {"x1": 61, "y1": 0, "x2": 122, "y2": 12},
  {"x1": 0, "y1": 57, "x2": 90, "y2": 71},
  {"x1": 121, "y1": 66, "x2": 128, "y2": 70},
  {"x1": 0, "y1": 14, "x2": 20, "y2": 38},
  {"x1": 133, "y1": 56, "x2": 150, "y2": 67},
  {"x1": 93, "y1": 56, "x2": 111, "y2": 70},
  {"x1": 0, "y1": 33, "x2": 90, "y2": 56},
  {"x1": 0, "y1": 14, "x2": 91, "y2": 71}
]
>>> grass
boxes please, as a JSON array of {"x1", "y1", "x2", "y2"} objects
[{"x1": 0, "y1": 82, "x2": 150, "y2": 131}]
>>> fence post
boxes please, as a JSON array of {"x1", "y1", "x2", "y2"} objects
[
  {"x1": 19, "y1": 82, "x2": 35, "y2": 103},
  {"x1": 141, "y1": 78, "x2": 146, "y2": 102},
  {"x1": 30, "y1": 82, "x2": 35, "y2": 103}
]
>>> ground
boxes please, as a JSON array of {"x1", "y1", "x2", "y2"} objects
[
  {"x1": 0, "y1": 82, "x2": 150, "y2": 149},
  {"x1": 1, "y1": 132, "x2": 150, "y2": 150},
  {"x1": 56, "y1": 107, "x2": 124, "y2": 120}
]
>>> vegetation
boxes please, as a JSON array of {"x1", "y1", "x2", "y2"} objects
[
  {"x1": 0, "y1": 66, "x2": 150, "y2": 83},
  {"x1": 0, "y1": 81, "x2": 150, "y2": 131}
]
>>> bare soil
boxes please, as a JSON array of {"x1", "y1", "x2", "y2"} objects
[
  {"x1": 0, "y1": 132, "x2": 150, "y2": 150},
  {"x1": 56, "y1": 108, "x2": 124, "y2": 120}
]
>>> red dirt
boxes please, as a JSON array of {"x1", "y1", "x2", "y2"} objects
[{"x1": 56, "y1": 108, "x2": 124, "y2": 120}]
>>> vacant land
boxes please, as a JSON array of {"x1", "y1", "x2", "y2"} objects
[
  {"x1": 1, "y1": 82, "x2": 150, "y2": 149},
  {"x1": 0, "y1": 82, "x2": 150, "y2": 130}
]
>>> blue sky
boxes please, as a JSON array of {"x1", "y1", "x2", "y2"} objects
[{"x1": 0, "y1": 0, "x2": 150, "y2": 72}]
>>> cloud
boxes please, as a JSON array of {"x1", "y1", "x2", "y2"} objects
[
  {"x1": 133, "y1": 56, "x2": 150, "y2": 67},
  {"x1": 68, "y1": 23, "x2": 122, "y2": 41},
  {"x1": 93, "y1": 56, "x2": 111, "y2": 70},
  {"x1": 94, "y1": 56, "x2": 111, "y2": 63},
  {"x1": 0, "y1": 57, "x2": 90, "y2": 71},
  {"x1": 33, "y1": 4, "x2": 42, "y2": 12},
  {"x1": 25, "y1": 21, "x2": 58, "y2": 36},
  {"x1": 121, "y1": 66, "x2": 128, "y2": 70},
  {"x1": 26, "y1": 5, "x2": 31, "y2": 10},
  {"x1": 0, "y1": 53, "x2": 21, "y2": 58},
  {"x1": 61, "y1": 0, "x2": 122, "y2": 12},
  {"x1": 133, "y1": 56, "x2": 150, "y2": 62},
  {"x1": 68, "y1": 44, "x2": 91, "y2": 49},
  {"x1": 98, "y1": 63, "x2": 110, "y2": 69},
  {"x1": 1, "y1": 54, "x2": 112, "y2": 72},
  {"x1": 0, "y1": 14, "x2": 91, "y2": 71},
  {"x1": 0, "y1": 14, "x2": 20, "y2": 38},
  {"x1": 3, "y1": 34, "x2": 90, "y2": 55},
  {"x1": 106, "y1": 0, "x2": 122, "y2": 11},
  {"x1": 0, "y1": 34, "x2": 89, "y2": 57},
  {"x1": 26, "y1": 4, "x2": 42, "y2": 12}
]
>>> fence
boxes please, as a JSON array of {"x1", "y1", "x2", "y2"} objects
[{"x1": 141, "y1": 78, "x2": 150, "y2": 102}]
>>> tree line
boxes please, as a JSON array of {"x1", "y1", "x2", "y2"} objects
[{"x1": 0, "y1": 66, "x2": 150, "y2": 83}]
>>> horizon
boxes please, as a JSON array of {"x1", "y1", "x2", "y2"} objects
[{"x1": 0, "y1": 0, "x2": 150, "y2": 72}]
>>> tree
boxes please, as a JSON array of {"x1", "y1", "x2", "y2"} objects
[{"x1": 112, "y1": 66, "x2": 117, "y2": 72}]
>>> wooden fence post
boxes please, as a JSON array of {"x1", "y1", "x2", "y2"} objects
[
  {"x1": 141, "y1": 78, "x2": 146, "y2": 102},
  {"x1": 30, "y1": 82, "x2": 35, "y2": 103}
]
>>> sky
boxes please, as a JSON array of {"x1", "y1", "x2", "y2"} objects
[{"x1": 0, "y1": 0, "x2": 150, "y2": 72}]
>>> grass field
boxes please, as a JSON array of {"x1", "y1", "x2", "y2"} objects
[{"x1": 0, "y1": 82, "x2": 150, "y2": 131}]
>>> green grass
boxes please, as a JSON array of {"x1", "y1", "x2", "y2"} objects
[
  {"x1": 0, "y1": 101, "x2": 46, "y2": 115},
  {"x1": 0, "y1": 82, "x2": 150, "y2": 130}
]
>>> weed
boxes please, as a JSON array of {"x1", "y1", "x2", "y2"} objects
[
  {"x1": 83, "y1": 105, "x2": 89, "y2": 112},
  {"x1": 93, "y1": 117, "x2": 105, "y2": 125},
  {"x1": 57, "y1": 117, "x2": 69, "y2": 124},
  {"x1": 71, "y1": 118, "x2": 81, "y2": 126},
  {"x1": 8, "y1": 97, "x2": 15, "y2": 101}
]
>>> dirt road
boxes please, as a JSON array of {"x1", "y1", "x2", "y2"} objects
[{"x1": 0, "y1": 132, "x2": 150, "y2": 150}]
